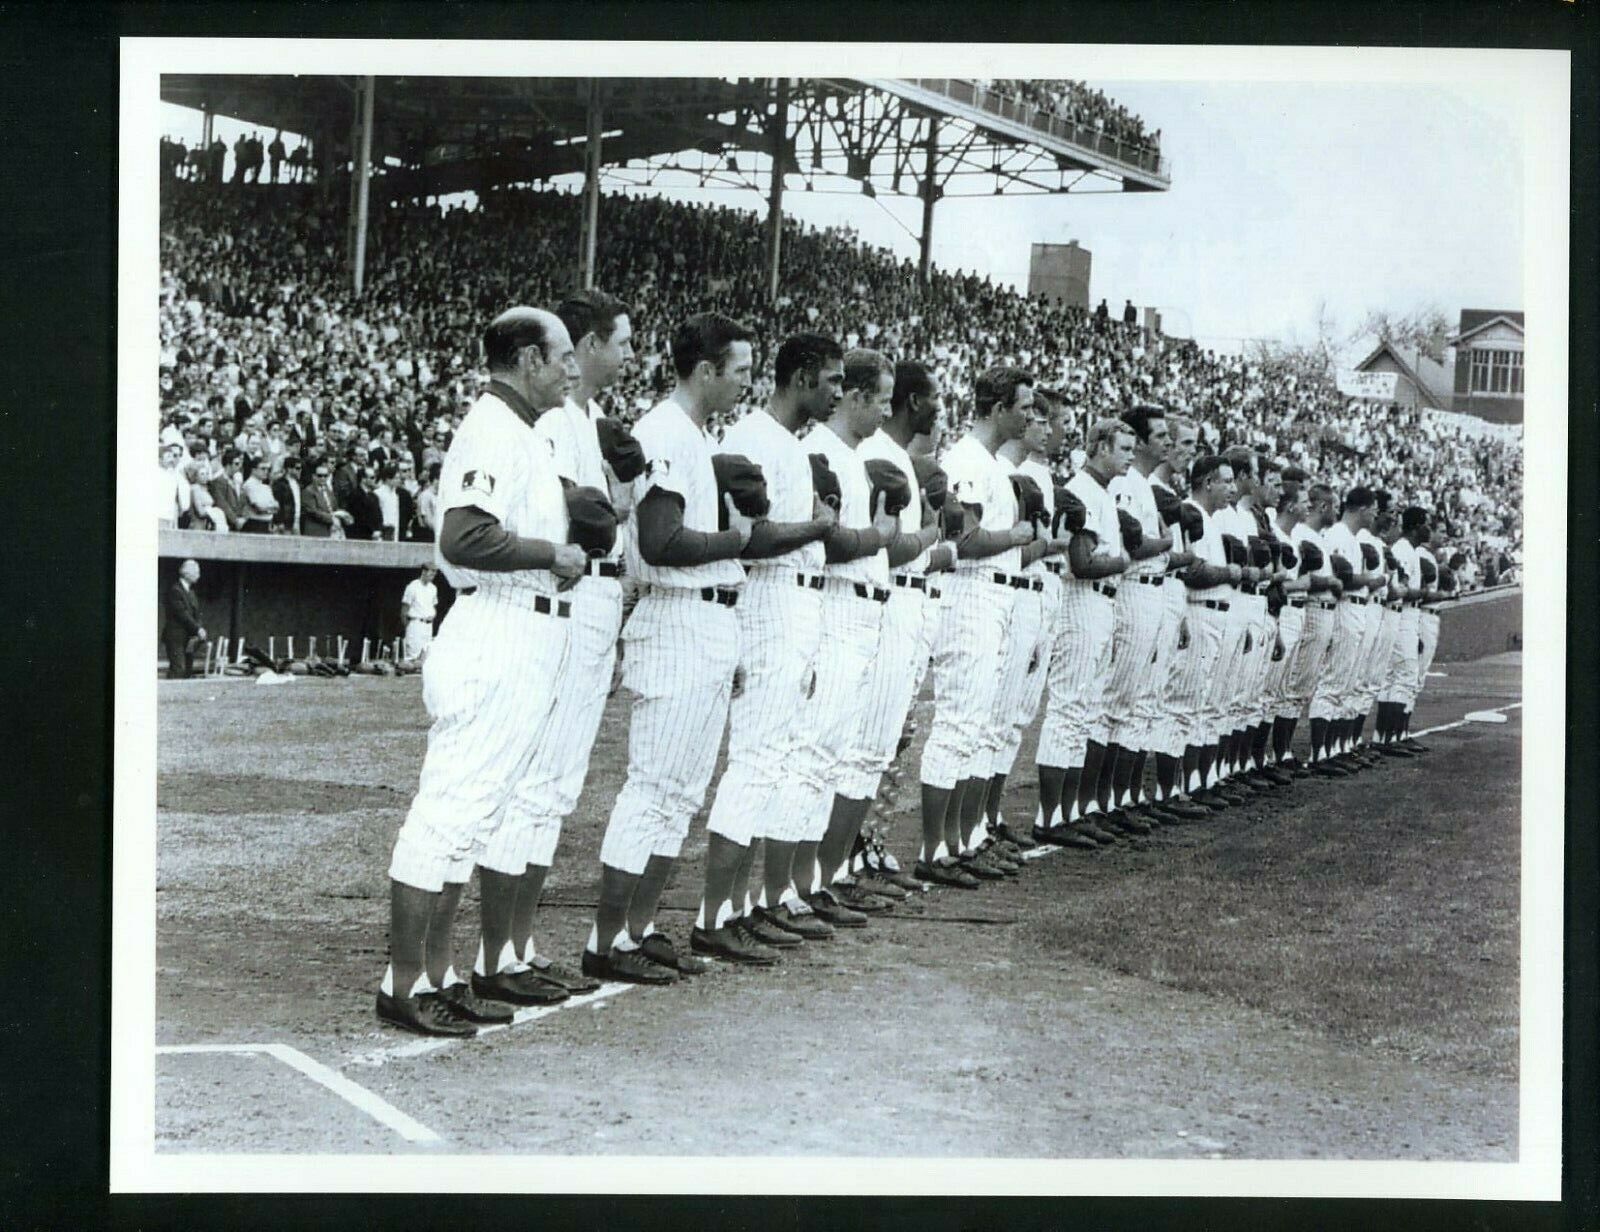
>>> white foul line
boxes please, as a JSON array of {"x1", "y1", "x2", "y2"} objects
[
  {"x1": 157, "y1": 1042, "x2": 441, "y2": 1143},
  {"x1": 346, "y1": 982, "x2": 636, "y2": 1070}
]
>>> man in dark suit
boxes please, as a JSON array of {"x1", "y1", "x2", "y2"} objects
[
  {"x1": 163, "y1": 559, "x2": 207, "y2": 679},
  {"x1": 345, "y1": 467, "x2": 385, "y2": 541},
  {"x1": 208, "y1": 449, "x2": 248, "y2": 532},
  {"x1": 301, "y1": 458, "x2": 348, "y2": 538}
]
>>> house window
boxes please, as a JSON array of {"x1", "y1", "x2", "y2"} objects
[{"x1": 1470, "y1": 346, "x2": 1523, "y2": 398}]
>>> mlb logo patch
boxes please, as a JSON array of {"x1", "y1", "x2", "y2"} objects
[{"x1": 463, "y1": 470, "x2": 496, "y2": 496}]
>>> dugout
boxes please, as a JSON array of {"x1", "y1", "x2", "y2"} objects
[{"x1": 157, "y1": 530, "x2": 457, "y2": 666}]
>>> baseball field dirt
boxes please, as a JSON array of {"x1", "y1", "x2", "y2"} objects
[{"x1": 152, "y1": 653, "x2": 1522, "y2": 1158}]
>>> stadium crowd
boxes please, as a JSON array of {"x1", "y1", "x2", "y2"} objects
[
  {"x1": 155, "y1": 179, "x2": 1522, "y2": 585},
  {"x1": 981, "y1": 78, "x2": 1160, "y2": 159}
]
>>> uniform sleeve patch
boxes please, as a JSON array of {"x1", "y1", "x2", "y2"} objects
[{"x1": 462, "y1": 470, "x2": 496, "y2": 496}]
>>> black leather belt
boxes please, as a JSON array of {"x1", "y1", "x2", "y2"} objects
[
  {"x1": 1043, "y1": 561, "x2": 1068, "y2": 576},
  {"x1": 697, "y1": 586, "x2": 739, "y2": 607},
  {"x1": 1346, "y1": 595, "x2": 1369, "y2": 606},
  {"x1": 1091, "y1": 580, "x2": 1118, "y2": 599},
  {"x1": 1190, "y1": 598, "x2": 1230, "y2": 611},
  {"x1": 1385, "y1": 600, "x2": 1404, "y2": 611},
  {"x1": 1239, "y1": 581, "x2": 1259, "y2": 595},
  {"x1": 850, "y1": 582, "x2": 891, "y2": 604},
  {"x1": 1130, "y1": 575, "x2": 1165, "y2": 587},
  {"x1": 1313, "y1": 598, "x2": 1338, "y2": 610},
  {"x1": 587, "y1": 559, "x2": 621, "y2": 579},
  {"x1": 1288, "y1": 596, "x2": 1308, "y2": 608},
  {"x1": 986, "y1": 571, "x2": 1015, "y2": 587},
  {"x1": 796, "y1": 572, "x2": 825, "y2": 590},
  {"x1": 1009, "y1": 575, "x2": 1044, "y2": 592},
  {"x1": 892, "y1": 574, "x2": 928, "y2": 592}
]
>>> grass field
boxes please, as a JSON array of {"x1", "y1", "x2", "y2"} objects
[{"x1": 152, "y1": 652, "x2": 1521, "y2": 1158}]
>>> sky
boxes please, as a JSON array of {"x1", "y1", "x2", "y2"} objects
[{"x1": 161, "y1": 77, "x2": 1526, "y2": 361}]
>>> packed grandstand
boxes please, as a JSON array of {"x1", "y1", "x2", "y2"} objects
[{"x1": 156, "y1": 176, "x2": 1524, "y2": 588}]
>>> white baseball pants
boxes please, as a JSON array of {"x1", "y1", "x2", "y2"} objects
[
  {"x1": 389, "y1": 586, "x2": 570, "y2": 893},
  {"x1": 991, "y1": 575, "x2": 1059, "y2": 778},
  {"x1": 598, "y1": 591, "x2": 740, "y2": 875},
  {"x1": 842, "y1": 583, "x2": 933, "y2": 801},
  {"x1": 706, "y1": 572, "x2": 823, "y2": 845},
  {"x1": 922, "y1": 572, "x2": 1014, "y2": 789},
  {"x1": 479, "y1": 576, "x2": 623, "y2": 875},
  {"x1": 1035, "y1": 581, "x2": 1116, "y2": 769},
  {"x1": 1379, "y1": 606, "x2": 1422, "y2": 707},
  {"x1": 1282, "y1": 599, "x2": 1336, "y2": 720},
  {"x1": 1102, "y1": 577, "x2": 1168, "y2": 748},
  {"x1": 1415, "y1": 610, "x2": 1441, "y2": 701},
  {"x1": 1166, "y1": 600, "x2": 1230, "y2": 750}
]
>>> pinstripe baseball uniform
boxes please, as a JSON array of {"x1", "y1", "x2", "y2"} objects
[
  {"x1": 1378, "y1": 535, "x2": 1422, "y2": 707},
  {"x1": 845, "y1": 428, "x2": 936, "y2": 802},
  {"x1": 1353, "y1": 527, "x2": 1393, "y2": 717},
  {"x1": 598, "y1": 399, "x2": 742, "y2": 876},
  {"x1": 1261, "y1": 519, "x2": 1307, "y2": 720},
  {"x1": 1283, "y1": 523, "x2": 1338, "y2": 720},
  {"x1": 480, "y1": 396, "x2": 625, "y2": 875},
  {"x1": 1143, "y1": 475, "x2": 1192, "y2": 760},
  {"x1": 1036, "y1": 467, "x2": 1119, "y2": 771},
  {"x1": 791, "y1": 424, "x2": 888, "y2": 839},
  {"x1": 988, "y1": 455, "x2": 1060, "y2": 779},
  {"x1": 389, "y1": 388, "x2": 572, "y2": 893},
  {"x1": 400, "y1": 577, "x2": 438, "y2": 662},
  {"x1": 705, "y1": 408, "x2": 824, "y2": 845},
  {"x1": 1103, "y1": 465, "x2": 1170, "y2": 749},
  {"x1": 1309, "y1": 522, "x2": 1368, "y2": 723},
  {"x1": 1415, "y1": 545, "x2": 1441, "y2": 701},
  {"x1": 921, "y1": 433, "x2": 1018, "y2": 790},
  {"x1": 1166, "y1": 500, "x2": 1233, "y2": 751},
  {"x1": 1210, "y1": 504, "x2": 1269, "y2": 735}
]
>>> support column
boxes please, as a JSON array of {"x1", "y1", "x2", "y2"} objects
[
  {"x1": 579, "y1": 79, "x2": 602, "y2": 290},
  {"x1": 201, "y1": 107, "x2": 213, "y2": 150},
  {"x1": 765, "y1": 77, "x2": 789, "y2": 305},
  {"x1": 350, "y1": 75, "x2": 375, "y2": 299},
  {"x1": 918, "y1": 118, "x2": 939, "y2": 287}
]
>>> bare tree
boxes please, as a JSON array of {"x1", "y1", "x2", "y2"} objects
[{"x1": 1354, "y1": 305, "x2": 1453, "y2": 363}]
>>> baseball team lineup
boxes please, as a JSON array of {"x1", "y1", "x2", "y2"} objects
[{"x1": 376, "y1": 292, "x2": 1459, "y2": 1040}]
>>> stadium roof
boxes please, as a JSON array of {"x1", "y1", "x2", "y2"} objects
[{"x1": 159, "y1": 75, "x2": 1171, "y2": 202}]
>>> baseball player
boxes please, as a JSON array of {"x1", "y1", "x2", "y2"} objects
[
  {"x1": 1348, "y1": 501, "x2": 1396, "y2": 764},
  {"x1": 472, "y1": 288, "x2": 640, "y2": 999},
  {"x1": 1409, "y1": 520, "x2": 1443, "y2": 749},
  {"x1": 1137, "y1": 413, "x2": 1212, "y2": 821},
  {"x1": 1308, "y1": 486, "x2": 1384, "y2": 774},
  {"x1": 981, "y1": 386, "x2": 1070, "y2": 849},
  {"x1": 1098, "y1": 406, "x2": 1179, "y2": 825},
  {"x1": 851, "y1": 360, "x2": 958, "y2": 880},
  {"x1": 1260, "y1": 467, "x2": 1318, "y2": 772},
  {"x1": 582, "y1": 312, "x2": 755, "y2": 985},
  {"x1": 1374, "y1": 505, "x2": 1428, "y2": 754},
  {"x1": 377, "y1": 306, "x2": 588, "y2": 1038},
  {"x1": 694, "y1": 332, "x2": 842, "y2": 960},
  {"x1": 399, "y1": 564, "x2": 438, "y2": 663},
  {"x1": 786, "y1": 348, "x2": 904, "y2": 924},
  {"x1": 1034, "y1": 417, "x2": 1134, "y2": 838},
  {"x1": 1278, "y1": 482, "x2": 1342, "y2": 773},
  {"x1": 1165, "y1": 454, "x2": 1246, "y2": 805},
  {"x1": 915, "y1": 367, "x2": 1038, "y2": 888}
]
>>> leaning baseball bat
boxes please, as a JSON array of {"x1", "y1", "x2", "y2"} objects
[{"x1": 361, "y1": 638, "x2": 370, "y2": 666}]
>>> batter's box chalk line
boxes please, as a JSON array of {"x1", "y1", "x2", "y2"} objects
[{"x1": 157, "y1": 1042, "x2": 440, "y2": 1143}]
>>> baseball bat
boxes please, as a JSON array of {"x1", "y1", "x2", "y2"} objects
[
  {"x1": 361, "y1": 638, "x2": 370, "y2": 666},
  {"x1": 268, "y1": 637, "x2": 275, "y2": 661},
  {"x1": 287, "y1": 636, "x2": 295, "y2": 661}
]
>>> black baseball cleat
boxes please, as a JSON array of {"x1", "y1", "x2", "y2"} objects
[
  {"x1": 735, "y1": 912, "x2": 803, "y2": 949},
  {"x1": 1191, "y1": 789, "x2": 1230, "y2": 808},
  {"x1": 1032, "y1": 822, "x2": 1099, "y2": 850},
  {"x1": 1161, "y1": 798, "x2": 1213, "y2": 820},
  {"x1": 865, "y1": 862, "x2": 926, "y2": 893},
  {"x1": 581, "y1": 945, "x2": 678, "y2": 985},
  {"x1": 1071, "y1": 819, "x2": 1119, "y2": 844},
  {"x1": 913, "y1": 857, "x2": 981, "y2": 889},
  {"x1": 438, "y1": 982, "x2": 516, "y2": 1024},
  {"x1": 639, "y1": 932, "x2": 713, "y2": 975},
  {"x1": 1310, "y1": 761, "x2": 1349, "y2": 778},
  {"x1": 755, "y1": 902, "x2": 835, "y2": 940},
  {"x1": 991, "y1": 821, "x2": 1038, "y2": 851},
  {"x1": 376, "y1": 990, "x2": 477, "y2": 1037},
  {"x1": 471, "y1": 969, "x2": 571, "y2": 1007},
  {"x1": 524, "y1": 955, "x2": 602, "y2": 994},
  {"x1": 832, "y1": 880, "x2": 898, "y2": 912},
  {"x1": 1378, "y1": 743, "x2": 1416, "y2": 758},
  {"x1": 956, "y1": 852, "x2": 1008, "y2": 881},
  {"x1": 1106, "y1": 811, "x2": 1152, "y2": 836},
  {"x1": 804, "y1": 888, "x2": 870, "y2": 927},
  {"x1": 855, "y1": 869, "x2": 912, "y2": 901},
  {"x1": 1401, "y1": 739, "x2": 1430, "y2": 753},
  {"x1": 691, "y1": 924, "x2": 781, "y2": 966}
]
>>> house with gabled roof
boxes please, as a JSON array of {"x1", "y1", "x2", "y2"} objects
[{"x1": 1449, "y1": 309, "x2": 1524, "y2": 423}]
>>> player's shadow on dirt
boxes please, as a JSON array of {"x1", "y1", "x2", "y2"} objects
[{"x1": 158, "y1": 773, "x2": 407, "y2": 816}]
